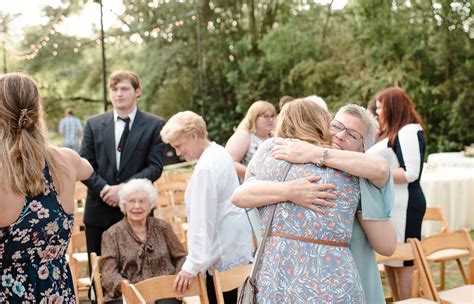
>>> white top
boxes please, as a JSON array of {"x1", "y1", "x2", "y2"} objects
[
  {"x1": 113, "y1": 107, "x2": 137, "y2": 170},
  {"x1": 397, "y1": 124, "x2": 424, "y2": 182},
  {"x1": 182, "y1": 143, "x2": 254, "y2": 276}
]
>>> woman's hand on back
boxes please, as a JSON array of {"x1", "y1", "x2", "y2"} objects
[{"x1": 271, "y1": 138, "x2": 320, "y2": 164}]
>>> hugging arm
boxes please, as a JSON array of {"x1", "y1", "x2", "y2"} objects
[
  {"x1": 231, "y1": 139, "x2": 336, "y2": 211},
  {"x1": 358, "y1": 213, "x2": 397, "y2": 256},
  {"x1": 271, "y1": 138, "x2": 389, "y2": 188}
]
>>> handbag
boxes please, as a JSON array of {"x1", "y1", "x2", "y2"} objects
[{"x1": 237, "y1": 164, "x2": 292, "y2": 304}]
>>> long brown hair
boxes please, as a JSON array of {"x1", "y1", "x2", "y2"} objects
[
  {"x1": 0, "y1": 73, "x2": 62, "y2": 196},
  {"x1": 376, "y1": 87, "x2": 425, "y2": 147},
  {"x1": 277, "y1": 98, "x2": 332, "y2": 146}
]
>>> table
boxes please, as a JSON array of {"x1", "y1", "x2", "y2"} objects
[
  {"x1": 427, "y1": 152, "x2": 474, "y2": 168},
  {"x1": 421, "y1": 167, "x2": 474, "y2": 236}
]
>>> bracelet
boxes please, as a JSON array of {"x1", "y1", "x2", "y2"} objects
[{"x1": 316, "y1": 148, "x2": 329, "y2": 167}]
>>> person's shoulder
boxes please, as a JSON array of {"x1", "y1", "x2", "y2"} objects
[
  {"x1": 85, "y1": 111, "x2": 112, "y2": 124},
  {"x1": 50, "y1": 146, "x2": 79, "y2": 163},
  {"x1": 399, "y1": 123, "x2": 422, "y2": 134}
]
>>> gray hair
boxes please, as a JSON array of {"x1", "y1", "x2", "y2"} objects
[
  {"x1": 118, "y1": 179, "x2": 157, "y2": 213},
  {"x1": 335, "y1": 104, "x2": 378, "y2": 150}
]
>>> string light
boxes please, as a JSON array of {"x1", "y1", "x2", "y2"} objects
[{"x1": 9, "y1": 8, "x2": 199, "y2": 61}]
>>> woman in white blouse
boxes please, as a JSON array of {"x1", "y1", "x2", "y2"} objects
[
  {"x1": 160, "y1": 111, "x2": 254, "y2": 304},
  {"x1": 370, "y1": 87, "x2": 426, "y2": 300}
]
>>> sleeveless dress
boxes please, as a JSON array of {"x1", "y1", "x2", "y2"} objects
[
  {"x1": 369, "y1": 124, "x2": 426, "y2": 267},
  {"x1": 248, "y1": 139, "x2": 366, "y2": 303},
  {"x1": 0, "y1": 166, "x2": 76, "y2": 303}
]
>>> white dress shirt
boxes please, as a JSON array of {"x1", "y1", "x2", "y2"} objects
[
  {"x1": 182, "y1": 143, "x2": 254, "y2": 276},
  {"x1": 113, "y1": 107, "x2": 137, "y2": 170}
]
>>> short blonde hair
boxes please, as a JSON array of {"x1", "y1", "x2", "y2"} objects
[
  {"x1": 161, "y1": 111, "x2": 208, "y2": 143},
  {"x1": 276, "y1": 98, "x2": 332, "y2": 146},
  {"x1": 118, "y1": 179, "x2": 157, "y2": 213},
  {"x1": 237, "y1": 100, "x2": 276, "y2": 133}
]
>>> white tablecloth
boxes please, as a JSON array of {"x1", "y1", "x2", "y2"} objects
[
  {"x1": 421, "y1": 167, "x2": 474, "y2": 236},
  {"x1": 427, "y1": 152, "x2": 474, "y2": 168}
]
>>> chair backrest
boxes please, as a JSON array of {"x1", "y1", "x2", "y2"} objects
[
  {"x1": 121, "y1": 274, "x2": 209, "y2": 304},
  {"x1": 376, "y1": 241, "x2": 435, "y2": 300},
  {"x1": 168, "y1": 172, "x2": 193, "y2": 183},
  {"x1": 90, "y1": 252, "x2": 104, "y2": 304},
  {"x1": 418, "y1": 228, "x2": 473, "y2": 258},
  {"x1": 74, "y1": 181, "x2": 88, "y2": 206},
  {"x1": 121, "y1": 280, "x2": 146, "y2": 304},
  {"x1": 154, "y1": 205, "x2": 187, "y2": 223},
  {"x1": 422, "y1": 207, "x2": 449, "y2": 233},
  {"x1": 414, "y1": 229, "x2": 474, "y2": 300},
  {"x1": 158, "y1": 181, "x2": 188, "y2": 205},
  {"x1": 213, "y1": 264, "x2": 252, "y2": 304},
  {"x1": 70, "y1": 231, "x2": 87, "y2": 253}
]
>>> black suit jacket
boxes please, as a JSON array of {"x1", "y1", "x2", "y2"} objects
[{"x1": 80, "y1": 109, "x2": 165, "y2": 228}]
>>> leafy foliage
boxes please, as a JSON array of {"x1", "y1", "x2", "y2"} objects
[{"x1": 5, "y1": 0, "x2": 473, "y2": 154}]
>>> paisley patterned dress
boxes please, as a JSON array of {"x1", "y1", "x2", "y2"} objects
[
  {"x1": 248, "y1": 139, "x2": 366, "y2": 304},
  {"x1": 0, "y1": 166, "x2": 76, "y2": 303}
]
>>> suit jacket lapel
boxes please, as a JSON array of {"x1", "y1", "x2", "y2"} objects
[
  {"x1": 102, "y1": 112, "x2": 117, "y2": 175},
  {"x1": 118, "y1": 109, "x2": 145, "y2": 174}
]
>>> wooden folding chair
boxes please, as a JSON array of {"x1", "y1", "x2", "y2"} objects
[
  {"x1": 90, "y1": 252, "x2": 104, "y2": 304},
  {"x1": 68, "y1": 231, "x2": 91, "y2": 300},
  {"x1": 158, "y1": 181, "x2": 187, "y2": 206},
  {"x1": 413, "y1": 229, "x2": 474, "y2": 303},
  {"x1": 74, "y1": 181, "x2": 88, "y2": 207},
  {"x1": 422, "y1": 206, "x2": 470, "y2": 290},
  {"x1": 376, "y1": 241, "x2": 437, "y2": 303},
  {"x1": 154, "y1": 205, "x2": 187, "y2": 224},
  {"x1": 121, "y1": 273, "x2": 209, "y2": 304},
  {"x1": 168, "y1": 172, "x2": 193, "y2": 183},
  {"x1": 212, "y1": 264, "x2": 252, "y2": 304}
]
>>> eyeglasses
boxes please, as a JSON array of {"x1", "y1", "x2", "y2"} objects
[
  {"x1": 125, "y1": 199, "x2": 149, "y2": 206},
  {"x1": 258, "y1": 114, "x2": 275, "y2": 120},
  {"x1": 329, "y1": 120, "x2": 364, "y2": 142}
]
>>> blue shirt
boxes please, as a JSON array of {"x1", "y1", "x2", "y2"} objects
[
  {"x1": 350, "y1": 172, "x2": 394, "y2": 303},
  {"x1": 58, "y1": 116, "x2": 82, "y2": 147}
]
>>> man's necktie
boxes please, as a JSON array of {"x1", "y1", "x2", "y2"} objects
[{"x1": 117, "y1": 117, "x2": 130, "y2": 153}]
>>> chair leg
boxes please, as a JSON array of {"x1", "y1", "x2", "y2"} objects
[
  {"x1": 455, "y1": 258, "x2": 468, "y2": 284},
  {"x1": 440, "y1": 261, "x2": 445, "y2": 290},
  {"x1": 411, "y1": 269, "x2": 419, "y2": 297},
  {"x1": 385, "y1": 266, "x2": 401, "y2": 301}
]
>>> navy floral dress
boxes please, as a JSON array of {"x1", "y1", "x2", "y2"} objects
[{"x1": 0, "y1": 166, "x2": 76, "y2": 303}]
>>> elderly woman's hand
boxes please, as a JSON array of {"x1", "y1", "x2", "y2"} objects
[
  {"x1": 173, "y1": 270, "x2": 195, "y2": 293},
  {"x1": 271, "y1": 138, "x2": 320, "y2": 164}
]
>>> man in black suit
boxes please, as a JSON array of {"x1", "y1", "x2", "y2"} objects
[{"x1": 80, "y1": 70, "x2": 165, "y2": 256}]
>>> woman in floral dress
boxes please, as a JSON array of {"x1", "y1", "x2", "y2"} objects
[
  {"x1": 247, "y1": 99, "x2": 366, "y2": 303},
  {"x1": 0, "y1": 73, "x2": 92, "y2": 303}
]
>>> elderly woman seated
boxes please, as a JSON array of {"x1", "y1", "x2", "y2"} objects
[{"x1": 100, "y1": 178, "x2": 187, "y2": 304}]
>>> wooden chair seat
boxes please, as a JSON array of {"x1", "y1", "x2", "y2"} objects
[
  {"x1": 393, "y1": 298, "x2": 437, "y2": 303},
  {"x1": 426, "y1": 248, "x2": 470, "y2": 262},
  {"x1": 72, "y1": 252, "x2": 88, "y2": 263},
  {"x1": 77, "y1": 277, "x2": 91, "y2": 288},
  {"x1": 438, "y1": 284, "x2": 474, "y2": 303}
]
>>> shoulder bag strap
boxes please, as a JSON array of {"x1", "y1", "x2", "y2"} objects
[{"x1": 249, "y1": 163, "x2": 292, "y2": 283}]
